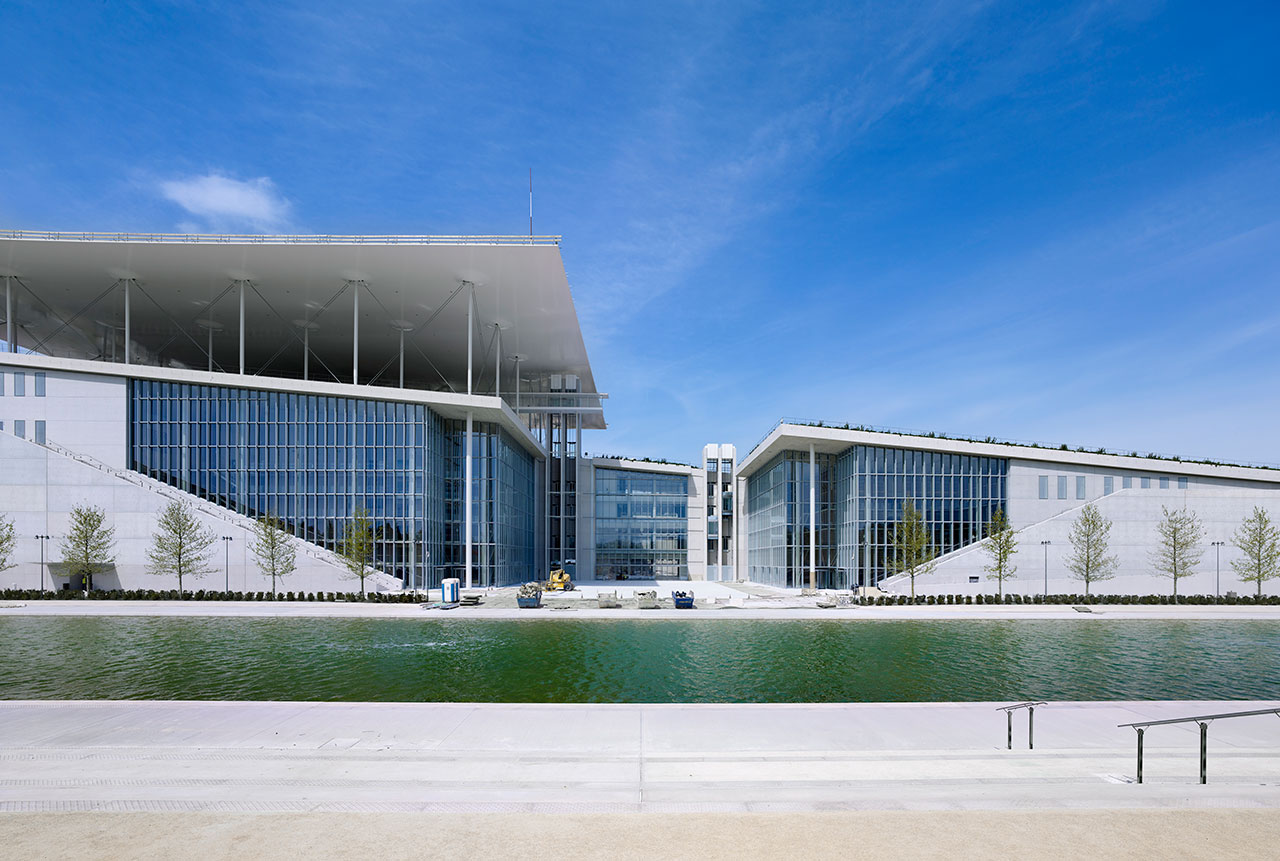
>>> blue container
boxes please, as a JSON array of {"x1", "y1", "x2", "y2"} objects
[
  {"x1": 441, "y1": 578, "x2": 461, "y2": 603},
  {"x1": 672, "y1": 591, "x2": 694, "y2": 609},
  {"x1": 517, "y1": 595, "x2": 542, "y2": 609}
]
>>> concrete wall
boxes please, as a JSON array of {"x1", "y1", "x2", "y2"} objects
[
  {"x1": 0, "y1": 431, "x2": 369, "y2": 594},
  {"x1": 0, "y1": 366, "x2": 126, "y2": 469},
  {"x1": 884, "y1": 476, "x2": 1280, "y2": 596}
]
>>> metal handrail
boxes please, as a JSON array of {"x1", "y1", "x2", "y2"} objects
[
  {"x1": 997, "y1": 702, "x2": 1046, "y2": 750},
  {"x1": 1, "y1": 229, "x2": 561, "y2": 246},
  {"x1": 1119, "y1": 706, "x2": 1280, "y2": 785}
]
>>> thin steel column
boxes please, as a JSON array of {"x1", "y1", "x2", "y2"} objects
[
  {"x1": 303, "y1": 326, "x2": 310, "y2": 381},
  {"x1": 351, "y1": 281, "x2": 360, "y2": 385},
  {"x1": 464, "y1": 410, "x2": 473, "y2": 590},
  {"x1": 1136, "y1": 728, "x2": 1144, "y2": 783},
  {"x1": 123, "y1": 279, "x2": 131, "y2": 365},
  {"x1": 467, "y1": 283, "x2": 475, "y2": 395},
  {"x1": 809, "y1": 443, "x2": 816, "y2": 591},
  {"x1": 1007, "y1": 711, "x2": 1013, "y2": 750},
  {"x1": 238, "y1": 281, "x2": 246, "y2": 375},
  {"x1": 514, "y1": 356, "x2": 521, "y2": 412},
  {"x1": 1029, "y1": 706, "x2": 1036, "y2": 750},
  {"x1": 4, "y1": 275, "x2": 12, "y2": 352},
  {"x1": 493, "y1": 324, "x2": 501, "y2": 397},
  {"x1": 207, "y1": 326, "x2": 214, "y2": 372},
  {"x1": 398, "y1": 328, "x2": 405, "y2": 388}
]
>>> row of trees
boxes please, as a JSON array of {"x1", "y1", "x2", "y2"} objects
[
  {"x1": 0, "y1": 503, "x2": 381, "y2": 597},
  {"x1": 888, "y1": 501, "x2": 1280, "y2": 599}
]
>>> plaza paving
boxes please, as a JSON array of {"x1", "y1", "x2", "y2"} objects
[{"x1": 2, "y1": 700, "x2": 1280, "y2": 813}]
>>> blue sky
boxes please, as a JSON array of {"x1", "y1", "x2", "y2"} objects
[{"x1": 3, "y1": 1, "x2": 1279, "y2": 465}]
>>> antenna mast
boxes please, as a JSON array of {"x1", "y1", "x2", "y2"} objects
[{"x1": 529, "y1": 169, "x2": 533, "y2": 239}]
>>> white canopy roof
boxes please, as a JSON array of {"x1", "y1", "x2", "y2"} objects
[{"x1": 0, "y1": 230, "x2": 604, "y2": 428}]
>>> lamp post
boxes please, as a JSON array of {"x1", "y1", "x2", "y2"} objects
[
  {"x1": 221, "y1": 536, "x2": 234, "y2": 593},
  {"x1": 35, "y1": 534, "x2": 51, "y2": 593},
  {"x1": 1211, "y1": 541, "x2": 1225, "y2": 598},
  {"x1": 1041, "y1": 540, "x2": 1051, "y2": 597}
]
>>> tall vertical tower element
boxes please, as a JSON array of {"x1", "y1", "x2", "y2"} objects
[{"x1": 701, "y1": 443, "x2": 737, "y2": 581}]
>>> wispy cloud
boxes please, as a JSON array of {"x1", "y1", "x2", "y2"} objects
[{"x1": 159, "y1": 174, "x2": 292, "y2": 232}]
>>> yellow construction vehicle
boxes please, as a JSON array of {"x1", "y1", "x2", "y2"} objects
[{"x1": 545, "y1": 562, "x2": 575, "y2": 591}]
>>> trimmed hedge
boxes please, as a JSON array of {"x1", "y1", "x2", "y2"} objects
[{"x1": 0, "y1": 588, "x2": 433, "y2": 603}]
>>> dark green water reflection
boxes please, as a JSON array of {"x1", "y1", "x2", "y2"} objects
[{"x1": 1, "y1": 617, "x2": 1277, "y2": 702}]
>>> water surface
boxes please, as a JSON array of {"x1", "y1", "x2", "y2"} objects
[{"x1": 1, "y1": 617, "x2": 1276, "y2": 702}]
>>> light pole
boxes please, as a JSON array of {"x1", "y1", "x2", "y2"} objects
[
  {"x1": 1041, "y1": 540, "x2": 1051, "y2": 597},
  {"x1": 35, "y1": 534, "x2": 51, "y2": 593},
  {"x1": 221, "y1": 536, "x2": 234, "y2": 593},
  {"x1": 1211, "y1": 541, "x2": 1225, "y2": 598}
]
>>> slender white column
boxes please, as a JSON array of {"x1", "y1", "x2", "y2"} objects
[
  {"x1": 514, "y1": 357, "x2": 521, "y2": 412},
  {"x1": 466, "y1": 283, "x2": 475, "y2": 395},
  {"x1": 464, "y1": 410, "x2": 473, "y2": 590},
  {"x1": 238, "y1": 281, "x2": 246, "y2": 375},
  {"x1": 351, "y1": 281, "x2": 360, "y2": 385},
  {"x1": 303, "y1": 327, "x2": 310, "y2": 381},
  {"x1": 809, "y1": 442, "x2": 816, "y2": 591},
  {"x1": 493, "y1": 324, "x2": 501, "y2": 397},
  {"x1": 4, "y1": 275, "x2": 12, "y2": 352},
  {"x1": 399, "y1": 329, "x2": 405, "y2": 388},
  {"x1": 207, "y1": 326, "x2": 214, "y2": 372},
  {"x1": 123, "y1": 279, "x2": 131, "y2": 365}
]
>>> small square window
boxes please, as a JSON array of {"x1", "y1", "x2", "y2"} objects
[
  {"x1": 1177, "y1": 477, "x2": 1188, "y2": 489},
  {"x1": 34, "y1": 372, "x2": 45, "y2": 397},
  {"x1": 1122, "y1": 476, "x2": 1133, "y2": 489},
  {"x1": 1159, "y1": 476, "x2": 1170, "y2": 489},
  {"x1": 1057, "y1": 476, "x2": 1068, "y2": 499},
  {"x1": 13, "y1": 371, "x2": 25, "y2": 397},
  {"x1": 1038, "y1": 476, "x2": 1049, "y2": 499},
  {"x1": 1076, "y1": 476, "x2": 1087, "y2": 499},
  {"x1": 1141, "y1": 477, "x2": 1151, "y2": 489},
  {"x1": 1104, "y1": 476, "x2": 1114, "y2": 495}
]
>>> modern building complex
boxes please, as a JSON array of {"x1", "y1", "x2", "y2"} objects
[{"x1": 3, "y1": 229, "x2": 1280, "y2": 595}]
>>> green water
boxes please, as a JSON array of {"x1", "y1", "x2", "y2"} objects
[{"x1": 1, "y1": 617, "x2": 1278, "y2": 702}]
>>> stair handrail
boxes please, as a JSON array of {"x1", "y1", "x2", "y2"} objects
[{"x1": 1118, "y1": 706, "x2": 1280, "y2": 785}]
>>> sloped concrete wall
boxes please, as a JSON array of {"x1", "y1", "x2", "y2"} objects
[
  {"x1": 0, "y1": 432, "x2": 379, "y2": 594},
  {"x1": 885, "y1": 483, "x2": 1280, "y2": 596}
]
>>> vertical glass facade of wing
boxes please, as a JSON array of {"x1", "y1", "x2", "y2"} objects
[
  {"x1": 836, "y1": 445, "x2": 1008, "y2": 586},
  {"x1": 593, "y1": 468, "x2": 689, "y2": 579},
  {"x1": 127, "y1": 380, "x2": 539, "y2": 588},
  {"x1": 747, "y1": 445, "x2": 1008, "y2": 589},
  {"x1": 745, "y1": 451, "x2": 837, "y2": 588}
]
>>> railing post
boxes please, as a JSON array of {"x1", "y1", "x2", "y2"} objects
[
  {"x1": 1199, "y1": 722, "x2": 1208, "y2": 785},
  {"x1": 1007, "y1": 710, "x2": 1012, "y2": 750},
  {"x1": 1028, "y1": 706, "x2": 1035, "y2": 750},
  {"x1": 1136, "y1": 728, "x2": 1144, "y2": 784}
]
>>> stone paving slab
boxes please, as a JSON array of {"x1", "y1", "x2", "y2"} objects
[{"x1": 1, "y1": 700, "x2": 1279, "y2": 814}]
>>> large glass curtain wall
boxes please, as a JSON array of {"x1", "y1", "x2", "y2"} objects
[
  {"x1": 128, "y1": 380, "x2": 538, "y2": 589},
  {"x1": 440, "y1": 418, "x2": 539, "y2": 586},
  {"x1": 745, "y1": 451, "x2": 837, "y2": 588},
  {"x1": 836, "y1": 445, "x2": 1008, "y2": 587},
  {"x1": 593, "y1": 468, "x2": 689, "y2": 579}
]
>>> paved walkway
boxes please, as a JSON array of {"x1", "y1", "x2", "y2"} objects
[
  {"x1": 6, "y1": 599, "x2": 1280, "y2": 620},
  {"x1": 3, "y1": 700, "x2": 1280, "y2": 813},
  {"x1": 4, "y1": 809, "x2": 1280, "y2": 860}
]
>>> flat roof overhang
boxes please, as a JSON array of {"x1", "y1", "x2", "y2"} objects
[
  {"x1": 739, "y1": 422, "x2": 1280, "y2": 486},
  {"x1": 0, "y1": 230, "x2": 604, "y2": 429}
]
